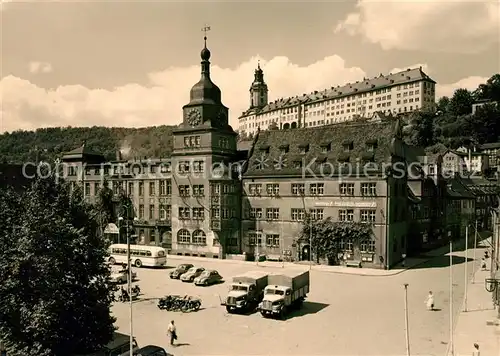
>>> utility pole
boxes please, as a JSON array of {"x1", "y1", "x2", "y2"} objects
[
  {"x1": 472, "y1": 220, "x2": 478, "y2": 283},
  {"x1": 449, "y1": 237, "x2": 454, "y2": 356},
  {"x1": 126, "y1": 216, "x2": 133, "y2": 355},
  {"x1": 464, "y1": 224, "x2": 469, "y2": 312},
  {"x1": 309, "y1": 214, "x2": 312, "y2": 270},
  {"x1": 403, "y1": 283, "x2": 410, "y2": 356}
]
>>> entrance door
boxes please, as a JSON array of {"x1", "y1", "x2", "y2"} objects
[
  {"x1": 301, "y1": 245, "x2": 310, "y2": 261},
  {"x1": 162, "y1": 231, "x2": 172, "y2": 250}
]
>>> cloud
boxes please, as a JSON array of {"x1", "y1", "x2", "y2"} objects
[
  {"x1": 28, "y1": 61, "x2": 53, "y2": 74},
  {"x1": 437, "y1": 76, "x2": 489, "y2": 98},
  {"x1": 335, "y1": 0, "x2": 500, "y2": 53},
  {"x1": 0, "y1": 56, "x2": 488, "y2": 133}
]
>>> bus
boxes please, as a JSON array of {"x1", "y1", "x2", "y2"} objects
[{"x1": 108, "y1": 244, "x2": 167, "y2": 268}]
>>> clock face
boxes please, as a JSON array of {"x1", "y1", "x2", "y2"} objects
[{"x1": 187, "y1": 109, "x2": 202, "y2": 126}]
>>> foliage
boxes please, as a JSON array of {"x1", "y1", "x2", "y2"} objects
[
  {"x1": 0, "y1": 125, "x2": 174, "y2": 164},
  {"x1": 298, "y1": 217, "x2": 374, "y2": 262},
  {"x1": 402, "y1": 74, "x2": 500, "y2": 150},
  {"x1": 0, "y1": 173, "x2": 116, "y2": 356}
]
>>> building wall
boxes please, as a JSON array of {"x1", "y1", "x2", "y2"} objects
[{"x1": 238, "y1": 78, "x2": 436, "y2": 135}]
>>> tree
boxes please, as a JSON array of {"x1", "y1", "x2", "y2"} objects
[
  {"x1": 476, "y1": 74, "x2": 500, "y2": 102},
  {"x1": 404, "y1": 111, "x2": 436, "y2": 147},
  {"x1": 436, "y1": 96, "x2": 450, "y2": 113},
  {"x1": 298, "y1": 217, "x2": 374, "y2": 264},
  {"x1": 0, "y1": 174, "x2": 116, "y2": 356},
  {"x1": 448, "y1": 88, "x2": 474, "y2": 116}
]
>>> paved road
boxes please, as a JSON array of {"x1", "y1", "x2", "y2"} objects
[{"x1": 112, "y1": 247, "x2": 475, "y2": 356}]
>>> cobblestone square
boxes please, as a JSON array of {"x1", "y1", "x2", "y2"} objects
[{"x1": 112, "y1": 252, "x2": 472, "y2": 356}]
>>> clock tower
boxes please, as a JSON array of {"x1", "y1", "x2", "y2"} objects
[{"x1": 170, "y1": 29, "x2": 240, "y2": 260}]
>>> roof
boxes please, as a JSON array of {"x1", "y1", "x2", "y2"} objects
[
  {"x1": 237, "y1": 140, "x2": 253, "y2": 151},
  {"x1": 460, "y1": 176, "x2": 499, "y2": 195},
  {"x1": 243, "y1": 120, "x2": 401, "y2": 177},
  {"x1": 479, "y1": 142, "x2": 500, "y2": 150},
  {"x1": 445, "y1": 176, "x2": 476, "y2": 199},
  {"x1": 62, "y1": 144, "x2": 104, "y2": 160},
  {"x1": 242, "y1": 67, "x2": 434, "y2": 116}
]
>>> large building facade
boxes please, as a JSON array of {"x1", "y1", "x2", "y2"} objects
[
  {"x1": 52, "y1": 39, "x2": 485, "y2": 270},
  {"x1": 238, "y1": 66, "x2": 437, "y2": 136}
]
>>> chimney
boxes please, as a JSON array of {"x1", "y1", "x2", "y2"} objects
[{"x1": 116, "y1": 150, "x2": 122, "y2": 161}]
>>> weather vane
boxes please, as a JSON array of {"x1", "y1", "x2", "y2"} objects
[{"x1": 202, "y1": 24, "x2": 211, "y2": 45}]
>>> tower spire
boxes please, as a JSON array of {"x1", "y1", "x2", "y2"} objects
[{"x1": 202, "y1": 24, "x2": 210, "y2": 48}]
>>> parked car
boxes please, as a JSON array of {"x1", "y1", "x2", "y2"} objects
[
  {"x1": 180, "y1": 266, "x2": 205, "y2": 282},
  {"x1": 170, "y1": 264, "x2": 194, "y2": 279},
  {"x1": 194, "y1": 269, "x2": 223, "y2": 286},
  {"x1": 111, "y1": 270, "x2": 137, "y2": 284},
  {"x1": 73, "y1": 332, "x2": 139, "y2": 355},
  {"x1": 121, "y1": 345, "x2": 167, "y2": 356}
]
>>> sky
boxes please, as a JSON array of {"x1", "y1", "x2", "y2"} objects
[{"x1": 0, "y1": 0, "x2": 499, "y2": 133}]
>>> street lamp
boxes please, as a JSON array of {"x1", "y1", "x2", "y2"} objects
[
  {"x1": 117, "y1": 215, "x2": 139, "y2": 356},
  {"x1": 403, "y1": 284, "x2": 410, "y2": 356},
  {"x1": 485, "y1": 278, "x2": 500, "y2": 293}
]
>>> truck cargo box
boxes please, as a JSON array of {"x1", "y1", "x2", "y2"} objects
[
  {"x1": 232, "y1": 271, "x2": 269, "y2": 290},
  {"x1": 267, "y1": 270, "x2": 309, "y2": 291}
]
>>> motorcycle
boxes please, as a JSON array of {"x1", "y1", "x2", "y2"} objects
[{"x1": 157, "y1": 295, "x2": 201, "y2": 312}]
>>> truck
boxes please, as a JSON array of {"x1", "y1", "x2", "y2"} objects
[
  {"x1": 258, "y1": 270, "x2": 310, "y2": 319},
  {"x1": 222, "y1": 271, "x2": 269, "y2": 313}
]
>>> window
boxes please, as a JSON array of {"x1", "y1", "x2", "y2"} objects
[
  {"x1": 160, "y1": 180, "x2": 171, "y2": 195},
  {"x1": 339, "y1": 209, "x2": 354, "y2": 221},
  {"x1": 138, "y1": 182, "x2": 144, "y2": 196},
  {"x1": 178, "y1": 207, "x2": 190, "y2": 219},
  {"x1": 321, "y1": 143, "x2": 331, "y2": 153},
  {"x1": 219, "y1": 137, "x2": 229, "y2": 149},
  {"x1": 177, "y1": 229, "x2": 191, "y2": 244},
  {"x1": 193, "y1": 184, "x2": 205, "y2": 197},
  {"x1": 291, "y1": 183, "x2": 305, "y2": 195},
  {"x1": 211, "y1": 183, "x2": 220, "y2": 195},
  {"x1": 84, "y1": 182, "x2": 91, "y2": 196},
  {"x1": 266, "y1": 184, "x2": 279, "y2": 196},
  {"x1": 128, "y1": 182, "x2": 134, "y2": 195},
  {"x1": 211, "y1": 208, "x2": 220, "y2": 219},
  {"x1": 160, "y1": 162, "x2": 171, "y2": 173},
  {"x1": 309, "y1": 208, "x2": 324, "y2": 220},
  {"x1": 184, "y1": 135, "x2": 201, "y2": 148},
  {"x1": 223, "y1": 184, "x2": 230, "y2": 194},
  {"x1": 250, "y1": 208, "x2": 263, "y2": 219},
  {"x1": 149, "y1": 182, "x2": 155, "y2": 196},
  {"x1": 280, "y1": 145, "x2": 289, "y2": 154},
  {"x1": 248, "y1": 231, "x2": 262, "y2": 246},
  {"x1": 159, "y1": 205, "x2": 171, "y2": 220},
  {"x1": 112, "y1": 181, "x2": 120, "y2": 195},
  {"x1": 178, "y1": 161, "x2": 190, "y2": 173},
  {"x1": 266, "y1": 208, "x2": 279, "y2": 220},
  {"x1": 68, "y1": 166, "x2": 77, "y2": 176},
  {"x1": 266, "y1": 234, "x2": 280, "y2": 247},
  {"x1": 192, "y1": 230, "x2": 206, "y2": 244},
  {"x1": 428, "y1": 165, "x2": 435, "y2": 175},
  {"x1": 193, "y1": 161, "x2": 204, "y2": 173},
  {"x1": 149, "y1": 205, "x2": 155, "y2": 220},
  {"x1": 249, "y1": 184, "x2": 262, "y2": 196},
  {"x1": 310, "y1": 183, "x2": 324, "y2": 195},
  {"x1": 94, "y1": 182, "x2": 101, "y2": 195},
  {"x1": 179, "y1": 185, "x2": 190, "y2": 197},
  {"x1": 299, "y1": 145, "x2": 309, "y2": 154},
  {"x1": 361, "y1": 182, "x2": 377, "y2": 196},
  {"x1": 192, "y1": 207, "x2": 204, "y2": 220},
  {"x1": 360, "y1": 240, "x2": 376, "y2": 252},
  {"x1": 340, "y1": 183, "x2": 355, "y2": 195},
  {"x1": 139, "y1": 204, "x2": 144, "y2": 219},
  {"x1": 293, "y1": 161, "x2": 303, "y2": 169},
  {"x1": 360, "y1": 209, "x2": 376, "y2": 222},
  {"x1": 291, "y1": 208, "x2": 305, "y2": 221}
]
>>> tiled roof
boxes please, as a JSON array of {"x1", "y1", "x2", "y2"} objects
[
  {"x1": 242, "y1": 67, "x2": 434, "y2": 116},
  {"x1": 63, "y1": 144, "x2": 103, "y2": 158},
  {"x1": 243, "y1": 120, "x2": 402, "y2": 177},
  {"x1": 445, "y1": 176, "x2": 476, "y2": 199}
]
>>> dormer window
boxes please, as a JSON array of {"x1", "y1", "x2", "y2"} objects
[
  {"x1": 338, "y1": 153, "x2": 350, "y2": 163},
  {"x1": 365, "y1": 139, "x2": 378, "y2": 152},
  {"x1": 261, "y1": 145, "x2": 270, "y2": 154},
  {"x1": 321, "y1": 143, "x2": 331, "y2": 153},
  {"x1": 299, "y1": 144, "x2": 309, "y2": 154},
  {"x1": 293, "y1": 160, "x2": 303, "y2": 169},
  {"x1": 279, "y1": 144, "x2": 289, "y2": 154},
  {"x1": 429, "y1": 165, "x2": 435, "y2": 175},
  {"x1": 342, "y1": 140, "x2": 354, "y2": 152}
]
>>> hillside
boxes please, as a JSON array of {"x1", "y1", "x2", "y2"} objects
[{"x1": 0, "y1": 126, "x2": 175, "y2": 163}]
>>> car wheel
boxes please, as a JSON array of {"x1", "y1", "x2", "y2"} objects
[
  {"x1": 109, "y1": 257, "x2": 116, "y2": 264},
  {"x1": 135, "y1": 259, "x2": 142, "y2": 268}
]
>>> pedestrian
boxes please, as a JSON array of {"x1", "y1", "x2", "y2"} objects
[
  {"x1": 167, "y1": 320, "x2": 177, "y2": 346},
  {"x1": 425, "y1": 291, "x2": 434, "y2": 311},
  {"x1": 484, "y1": 250, "x2": 489, "y2": 259},
  {"x1": 481, "y1": 257, "x2": 487, "y2": 271},
  {"x1": 472, "y1": 342, "x2": 480, "y2": 356}
]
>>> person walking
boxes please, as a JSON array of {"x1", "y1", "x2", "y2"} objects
[
  {"x1": 425, "y1": 291, "x2": 434, "y2": 311},
  {"x1": 481, "y1": 257, "x2": 487, "y2": 271},
  {"x1": 167, "y1": 320, "x2": 177, "y2": 346}
]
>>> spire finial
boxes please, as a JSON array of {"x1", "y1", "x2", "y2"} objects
[
  {"x1": 257, "y1": 59, "x2": 260, "y2": 69},
  {"x1": 202, "y1": 24, "x2": 211, "y2": 48}
]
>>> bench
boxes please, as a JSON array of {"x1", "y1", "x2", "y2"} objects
[{"x1": 345, "y1": 260, "x2": 362, "y2": 268}]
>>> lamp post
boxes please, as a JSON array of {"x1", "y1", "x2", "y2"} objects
[
  {"x1": 118, "y1": 214, "x2": 139, "y2": 355},
  {"x1": 464, "y1": 223, "x2": 469, "y2": 312},
  {"x1": 403, "y1": 283, "x2": 410, "y2": 356}
]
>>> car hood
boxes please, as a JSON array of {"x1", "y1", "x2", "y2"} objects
[
  {"x1": 181, "y1": 273, "x2": 194, "y2": 278},
  {"x1": 227, "y1": 290, "x2": 247, "y2": 298},
  {"x1": 262, "y1": 294, "x2": 283, "y2": 303},
  {"x1": 194, "y1": 276, "x2": 207, "y2": 281}
]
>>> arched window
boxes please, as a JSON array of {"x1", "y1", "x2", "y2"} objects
[
  {"x1": 283, "y1": 123, "x2": 290, "y2": 130},
  {"x1": 291, "y1": 122, "x2": 297, "y2": 129},
  {"x1": 177, "y1": 229, "x2": 191, "y2": 244},
  {"x1": 192, "y1": 230, "x2": 207, "y2": 245}
]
